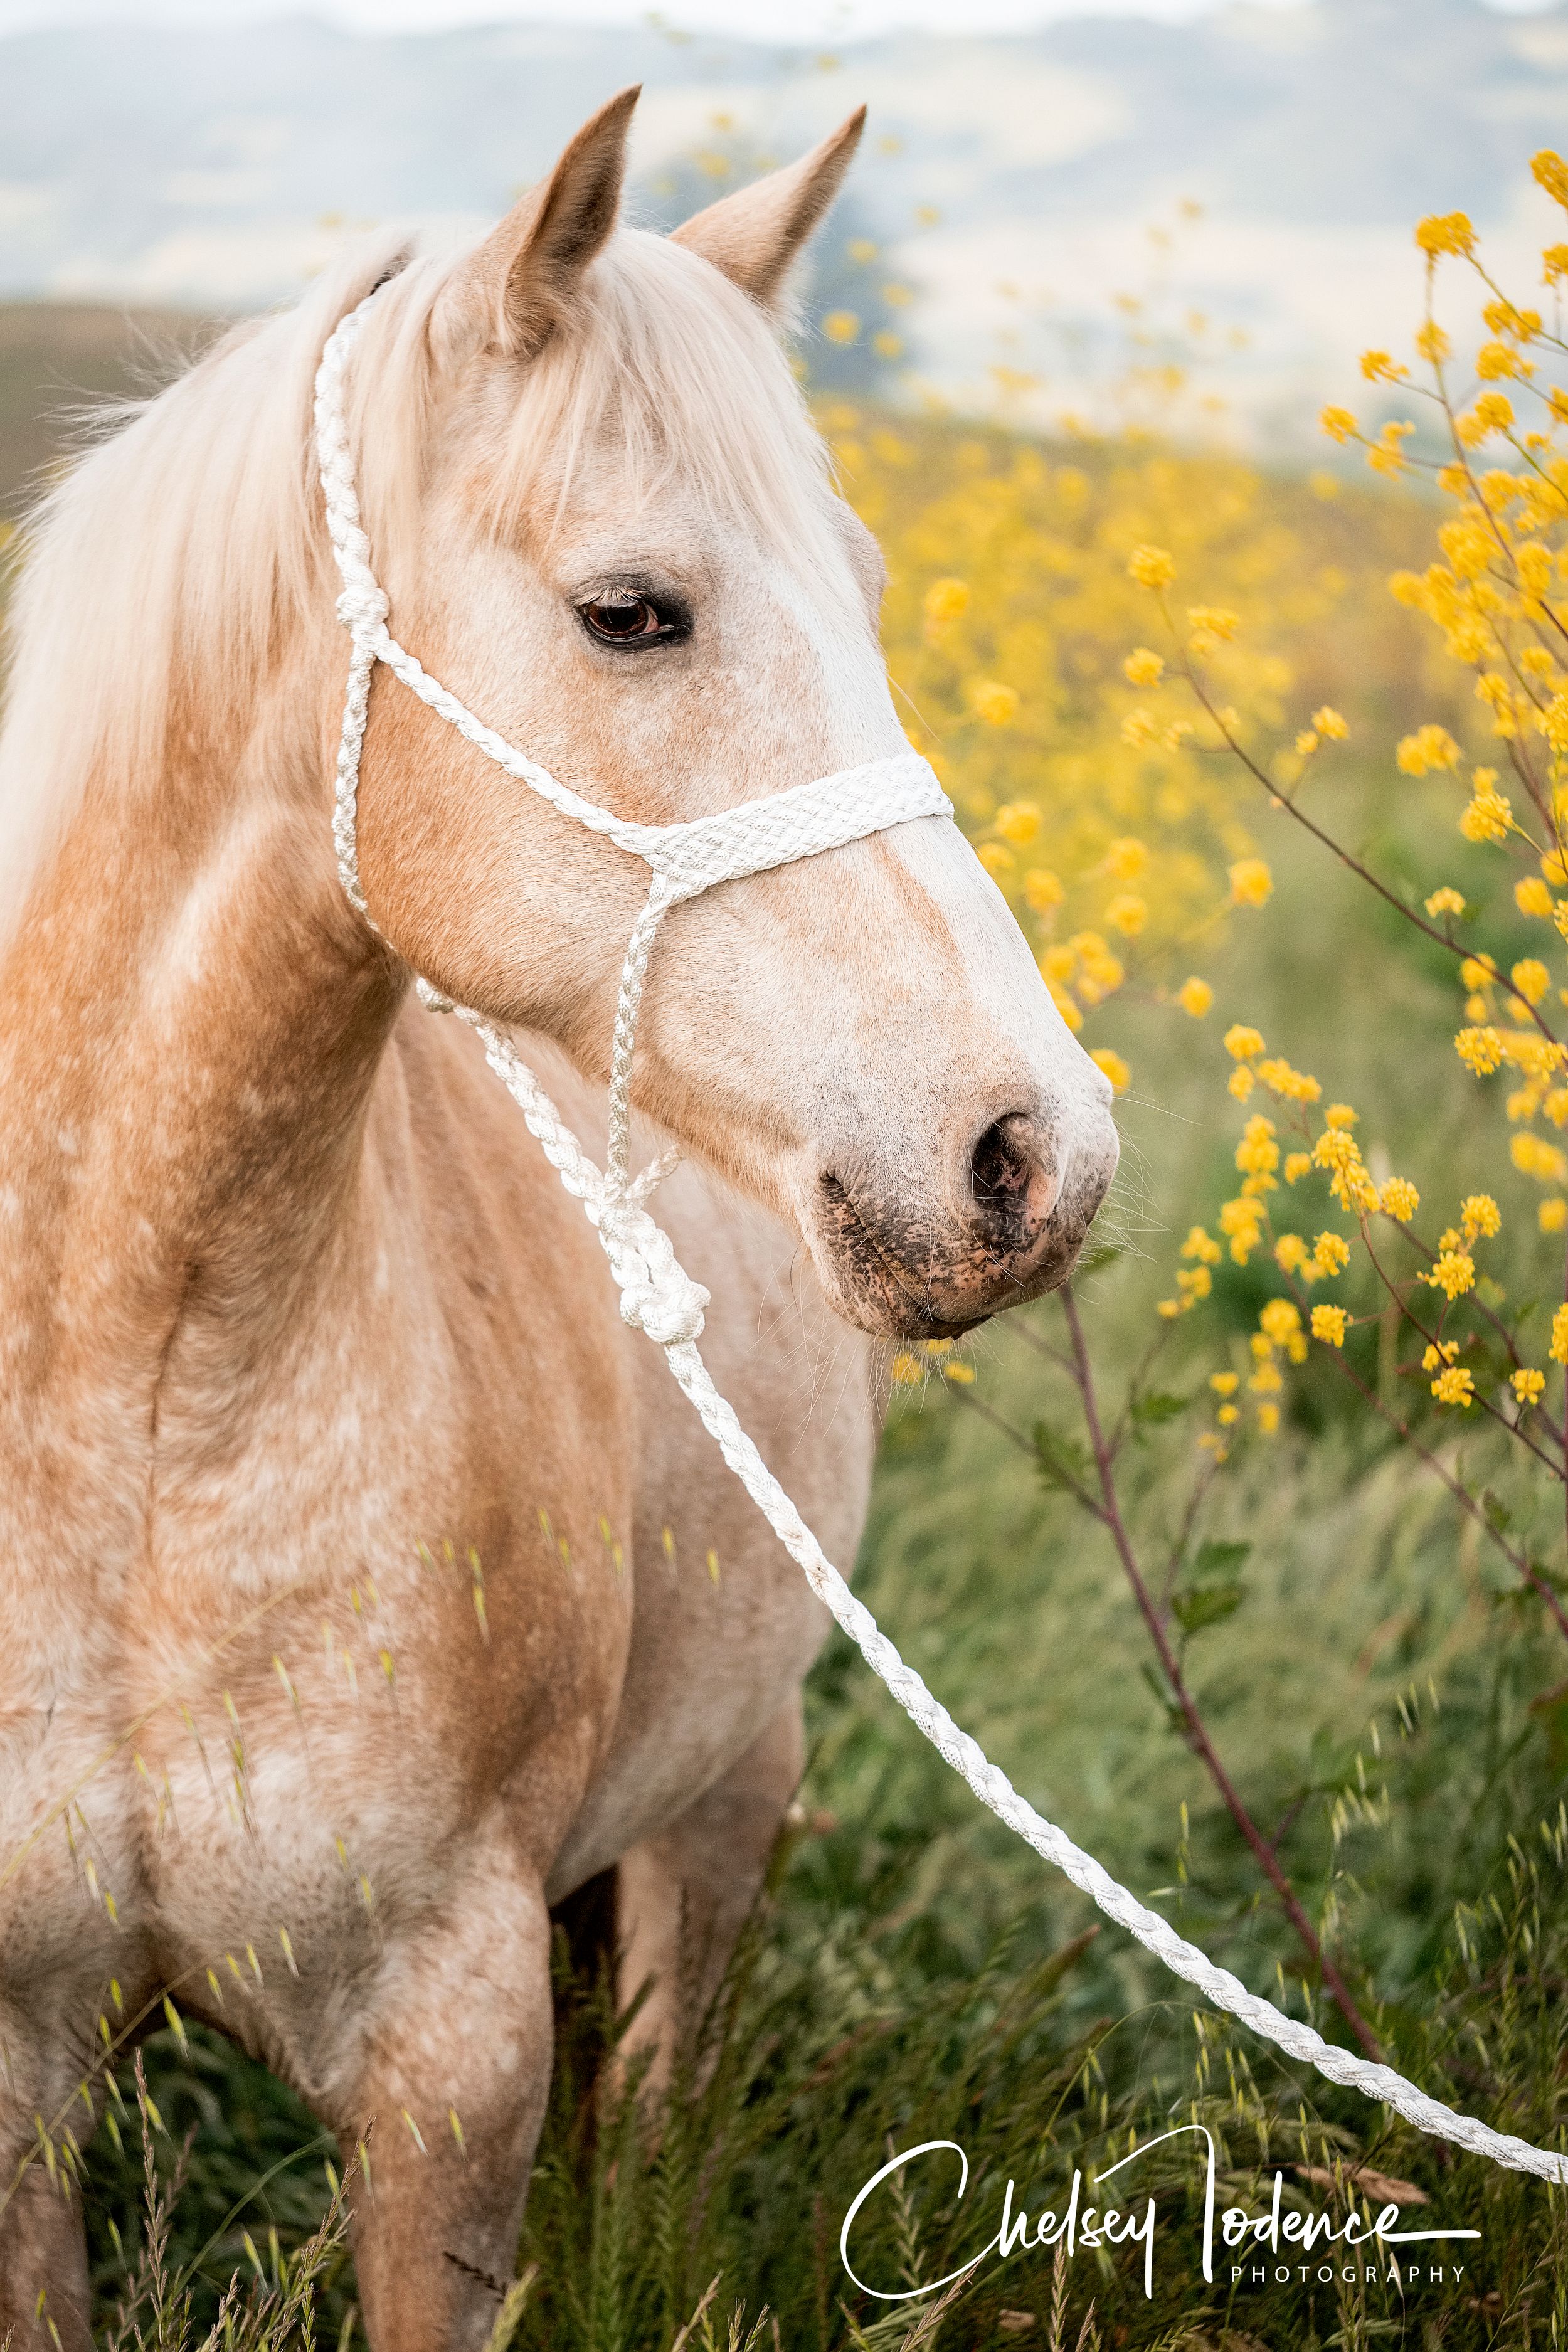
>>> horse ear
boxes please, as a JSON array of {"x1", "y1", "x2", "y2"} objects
[
  {"x1": 670, "y1": 109, "x2": 867, "y2": 314},
  {"x1": 435, "y1": 85, "x2": 639, "y2": 361}
]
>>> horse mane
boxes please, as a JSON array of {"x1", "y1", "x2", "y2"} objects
[{"x1": 0, "y1": 216, "x2": 840, "y2": 946}]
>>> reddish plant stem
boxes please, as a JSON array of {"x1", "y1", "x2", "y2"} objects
[{"x1": 1060, "y1": 1287, "x2": 1384, "y2": 2062}]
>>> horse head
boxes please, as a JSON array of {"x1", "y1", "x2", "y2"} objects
[{"x1": 341, "y1": 88, "x2": 1119, "y2": 1337}]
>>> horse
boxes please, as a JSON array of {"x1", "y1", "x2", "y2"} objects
[{"x1": 0, "y1": 88, "x2": 1118, "y2": 2346}]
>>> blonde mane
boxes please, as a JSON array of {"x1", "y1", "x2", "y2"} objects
[{"x1": 0, "y1": 220, "x2": 840, "y2": 946}]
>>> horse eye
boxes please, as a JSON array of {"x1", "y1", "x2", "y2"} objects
[{"x1": 577, "y1": 591, "x2": 686, "y2": 647}]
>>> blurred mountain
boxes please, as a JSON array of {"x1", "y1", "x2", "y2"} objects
[{"x1": 0, "y1": 0, "x2": 1562, "y2": 435}]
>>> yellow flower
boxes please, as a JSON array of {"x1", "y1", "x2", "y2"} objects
[
  {"x1": 1456, "y1": 1025, "x2": 1505, "y2": 1074},
  {"x1": 1249, "y1": 1360, "x2": 1282, "y2": 1394},
  {"x1": 1091, "y1": 1047, "x2": 1130, "y2": 1093},
  {"x1": 1257, "y1": 1402, "x2": 1281, "y2": 1435},
  {"x1": 1224, "y1": 1023, "x2": 1265, "y2": 1061},
  {"x1": 995, "y1": 800, "x2": 1042, "y2": 845},
  {"x1": 1127, "y1": 544, "x2": 1176, "y2": 590},
  {"x1": 1424, "y1": 1249, "x2": 1476, "y2": 1300},
  {"x1": 1229, "y1": 1067, "x2": 1255, "y2": 1099},
  {"x1": 1187, "y1": 604, "x2": 1239, "y2": 642},
  {"x1": 1177, "y1": 976, "x2": 1214, "y2": 1019},
  {"x1": 1513, "y1": 1132, "x2": 1568, "y2": 1182},
  {"x1": 1229, "y1": 859, "x2": 1273, "y2": 908},
  {"x1": 1320, "y1": 406, "x2": 1358, "y2": 443},
  {"x1": 1323, "y1": 1103, "x2": 1358, "y2": 1130},
  {"x1": 1460, "y1": 1192, "x2": 1502, "y2": 1239},
  {"x1": 1458, "y1": 392, "x2": 1514, "y2": 444},
  {"x1": 1121, "y1": 707, "x2": 1159, "y2": 749},
  {"x1": 1182, "y1": 1226, "x2": 1222, "y2": 1266},
  {"x1": 1516, "y1": 877, "x2": 1554, "y2": 918},
  {"x1": 1047, "y1": 983, "x2": 1083, "y2": 1033},
  {"x1": 1274, "y1": 1233, "x2": 1308, "y2": 1271},
  {"x1": 1396, "y1": 723, "x2": 1461, "y2": 776},
  {"x1": 1422, "y1": 1342, "x2": 1459, "y2": 1372},
  {"x1": 1460, "y1": 955, "x2": 1496, "y2": 992},
  {"x1": 1513, "y1": 1367, "x2": 1547, "y2": 1406},
  {"x1": 1552, "y1": 1305, "x2": 1568, "y2": 1365},
  {"x1": 1105, "y1": 893, "x2": 1147, "y2": 937},
  {"x1": 1157, "y1": 1299, "x2": 1180, "y2": 1319},
  {"x1": 1235, "y1": 1113, "x2": 1280, "y2": 1179},
  {"x1": 1542, "y1": 1199, "x2": 1568, "y2": 1234},
  {"x1": 1313, "y1": 706, "x2": 1349, "y2": 739},
  {"x1": 1123, "y1": 647, "x2": 1164, "y2": 687},
  {"x1": 978, "y1": 842, "x2": 1014, "y2": 878},
  {"x1": 1261, "y1": 1298, "x2": 1305, "y2": 1354},
  {"x1": 1311, "y1": 1304, "x2": 1348, "y2": 1347},
  {"x1": 1216, "y1": 1402, "x2": 1239, "y2": 1426},
  {"x1": 1295, "y1": 731, "x2": 1319, "y2": 758},
  {"x1": 1105, "y1": 835, "x2": 1148, "y2": 882},
  {"x1": 1416, "y1": 211, "x2": 1475, "y2": 258},
  {"x1": 1311, "y1": 1231, "x2": 1351, "y2": 1276},
  {"x1": 1431, "y1": 1365, "x2": 1476, "y2": 1407},
  {"x1": 872, "y1": 332, "x2": 904, "y2": 361},
  {"x1": 1360, "y1": 349, "x2": 1407, "y2": 383},
  {"x1": 1024, "y1": 868, "x2": 1065, "y2": 914},
  {"x1": 1257, "y1": 1058, "x2": 1321, "y2": 1104},
  {"x1": 1425, "y1": 887, "x2": 1466, "y2": 918},
  {"x1": 1459, "y1": 790, "x2": 1512, "y2": 844},
  {"x1": 822, "y1": 310, "x2": 861, "y2": 345},
  {"x1": 1284, "y1": 1152, "x2": 1312, "y2": 1184},
  {"x1": 923, "y1": 576, "x2": 969, "y2": 626},
  {"x1": 1532, "y1": 149, "x2": 1568, "y2": 209},
  {"x1": 940, "y1": 1360, "x2": 975, "y2": 1385},
  {"x1": 1512, "y1": 959, "x2": 1550, "y2": 1005},
  {"x1": 1210, "y1": 1370, "x2": 1239, "y2": 1397},
  {"x1": 890, "y1": 1351, "x2": 923, "y2": 1385},
  {"x1": 1380, "y1": 1177, "x2": 1421, "y2": 1220},
  {"x1": 970, "y1": 679, "x2": 1020, "y2": 726}
]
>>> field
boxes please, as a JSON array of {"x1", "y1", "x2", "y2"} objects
[{"x1": 9, "y1": 240, "x2": 1568, "y2": 2348}]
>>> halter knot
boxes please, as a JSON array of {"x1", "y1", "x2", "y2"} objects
[
  {"x1": 595, "y1": 1195, "x2": 710, "y2": 1345},
  {"x1": 336, "y1": 581, "x2": 389, "y2": 636}
]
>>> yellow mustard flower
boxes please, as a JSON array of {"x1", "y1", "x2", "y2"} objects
[
  {"x1": 1257, "y1": 1402, "x2": 1281, "y2": 1435},
  {"x1": 1431, "y1": 1365, "x2": 1476, "y2": 1407},
  {"x1": 1127, "y1": 544, "x2": 1176, "y2": 590},
  {"x1": 1380, "y1": 1177, "x2": 1421, "y2": 1220},
  {"x1": 1210, "y1": 1371, "x2": 1239, "y2": 1397},
  {"x1": 1425, "y1": 886, "x2": 1466, "y2": 917},
  {"x1": 1091, "y1": 1047, "x2": 1131, "y2": 1093},
  {"x1": 970, "y1": 679, "x2": 1020, "y2": 726},
  {"x1": 1516, "y1": 877, "x2": 1554, "y2": 917},
  {"x1": 1425, "y1": 1249, "x2": 1476, "y2": 1300},
  {"x1": 1311, "y1": 1304, "x2": 1348, "y2": 1347},
  {"x1": 1224, "y1": 1023, "x2": 1265, "y2": 1060},
  {"x1": 1123, "y1": 647, "x2": 1164, "y2": 687},
  {"x1": 924, "y1": 576, "x2": 969, "y2": 626},
  {"x1": 822, "y1": 310, "x2": 861, "y2": 344},
  {"x1": 1313, "y1": 706, "x2": 1349, "y2": 739},
  {"x1": 995, "y1": 800, "x2": 1041, "y2": 845},
  {"x1": 1541, "y1": 1199, "x2": 1568, "y2": 1234},
  {"x1": 1284, "y1": 1152, "x2": 1313, "y2": 1185},
  {"x1": 1229, "y1": 858, "x2": 1273, "y2": 908},
  {"x1": 1512, "y1": 959, "x2": 1550, "y2": 1005},
  {"x1": 1105, "y1": 893, "x2": 1147, "y2": 937},
  {"x1": 1177, "y1": 975, "x2": 1214, "y2": 1019},
  {"x1": 1513, "y1": 1367, "x2": 1547, "y2": 1406},
  {"x1": 1024, "y1": 869, "x2": 1064, "y2": 914}
]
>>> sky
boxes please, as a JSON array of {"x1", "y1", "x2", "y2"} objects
[{"x1": 0, "y1": 0, "x2": 1553, "y2": 36}]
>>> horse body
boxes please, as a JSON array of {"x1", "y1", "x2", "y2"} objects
[{"x1": 0, "y1": 90, "x2": 1115, "y2": 2346}]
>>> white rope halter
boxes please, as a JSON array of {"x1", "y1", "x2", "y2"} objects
[{"x1": 314, "y1": 285, "x2": 1567, "y2": 2188}]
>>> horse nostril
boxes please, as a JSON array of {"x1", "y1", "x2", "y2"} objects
[{"x1": 969, "y1": 1113, "x2": 1056, "y2": 1253}]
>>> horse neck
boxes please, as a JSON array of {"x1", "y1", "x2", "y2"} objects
[{"x1": 0, "y1": 607, "x2": 403, "y2": 1432}]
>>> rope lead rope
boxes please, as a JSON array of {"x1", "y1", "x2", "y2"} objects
[{"x1": 314, "y1": 287, "x2": 1568, "y2": 2187}]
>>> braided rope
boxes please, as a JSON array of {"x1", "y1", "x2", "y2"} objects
[{"x1": 313, "y1": 287, "x2": 1568, "y2": 2186}]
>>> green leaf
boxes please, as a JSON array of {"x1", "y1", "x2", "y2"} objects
[
  {"x1": 1031, "y1": 1419, "x2": 1093, "y2": 1495},
  {"x1": 1173, "y1": 1584, "x2": 1245, "y2": 1635},
  {"x1": 1130, "y1": 1390, "x2": 1188, "y2": 1428},
  {"x1": 1188, "y1": 1539, "x2": 1251, "y2": 1584}
]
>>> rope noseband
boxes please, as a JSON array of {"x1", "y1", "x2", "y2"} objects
[{"x1": 315, "y1": 285, "x2": 1567, "y2": 2188}]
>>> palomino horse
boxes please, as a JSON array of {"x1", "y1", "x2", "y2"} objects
[{"x1": 0, "y1": 90, "x2": 1117, "y2": 2344}]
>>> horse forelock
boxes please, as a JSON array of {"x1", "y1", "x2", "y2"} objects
[{"x1": 0, "y1": 211, "x2": 843, "y2": 954}]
